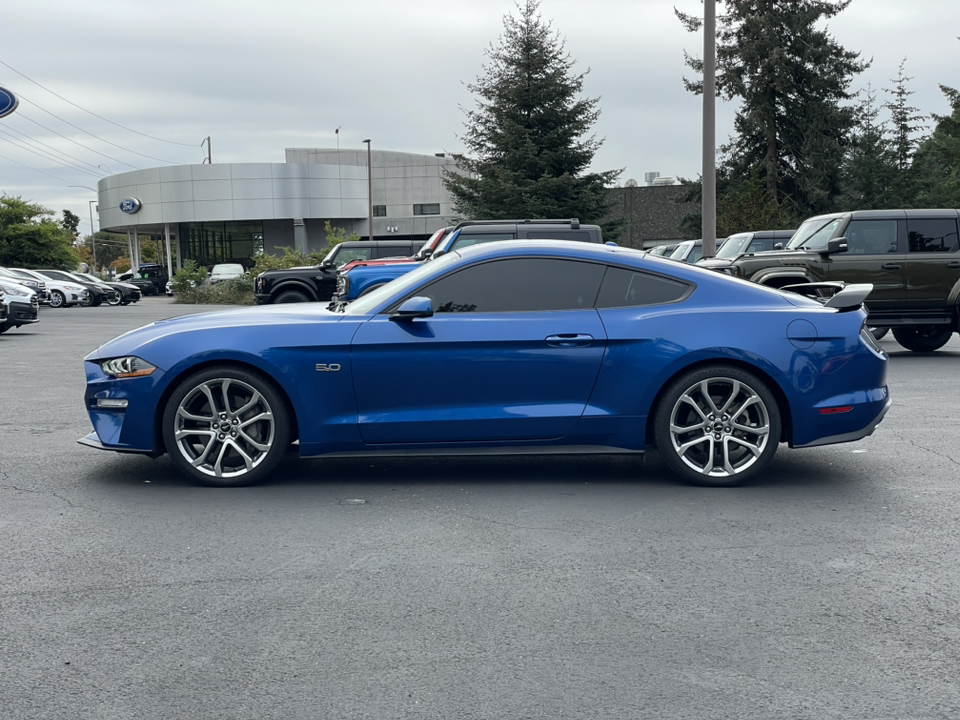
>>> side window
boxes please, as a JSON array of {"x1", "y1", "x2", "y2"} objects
[
  {"x1": 418, "y1": 258, "x2": 605, "y2": 313},
  {"x1": 450, "y1": 232, "x2": 516, "y2": 251},
  {"x1": 525, "y1": 231, "x2": 593, "y2": 242},
  {"x1": 595, "y1": 267, "x2": 690, "y2": 308},
  {"x1": 844, "y1": 220, "x2": 899, "y2": 254},
  {"x1": 908, "y1": 218, "x2": 959, "y2": 253},
  {"x1": 334, "y1": 248, "x2": 372, "y2": 266}
]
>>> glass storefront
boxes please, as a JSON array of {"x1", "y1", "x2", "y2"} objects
[{"x1": 179, "y1": 222, "x2": 264, "y2": 268}]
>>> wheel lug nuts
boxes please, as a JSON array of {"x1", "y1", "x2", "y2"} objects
[{"x1": 232, "y1": 419, "x2": 239, "y2": 425}]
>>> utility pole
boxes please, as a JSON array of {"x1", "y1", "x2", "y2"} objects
[
  {"x1": 702, "y1": 0, "x2": 717, "y2": 258},
  {"x1": 363, "y1": 139, "x2": 373, "y2": 241}
]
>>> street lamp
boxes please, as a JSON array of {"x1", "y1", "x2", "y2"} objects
[
  {"x1": 70, "y1": 186, "x2": 99, "y2": 268},
  {"x1": 88, "y1": 200, "x2": 98, "y2": 268},
  {"x1": 362, "y1": 139, "x2": 373, "y2": 241}
]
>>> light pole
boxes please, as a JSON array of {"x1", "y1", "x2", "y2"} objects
[
  {"x1": 70, "y1": 186, "x2": 99, "y2": 269},
  {"x1": 88, "y1": 200, "x2": 98, "y2": 269},
  {"x1": 362, "y1": 139, "x2": 373, "y2": 241}
]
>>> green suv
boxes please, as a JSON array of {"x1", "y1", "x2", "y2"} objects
[{"x1": 725, "y1": 210, "x2": 960, "y2": 352}]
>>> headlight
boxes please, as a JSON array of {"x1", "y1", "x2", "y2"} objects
[
  {"x1": 64, "y1": 284, "x2": 84, "y2": 291},
  {"x1": 99, "y1": 357, "x2": 157, "y2": 378},
  {"x1": 0, "y1": 282, "x2": 30, "y2": 296}
]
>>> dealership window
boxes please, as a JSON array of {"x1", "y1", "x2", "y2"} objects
[
  {"x1": 373, "y1": 205, "x2": 387, "y2": 217},
  {"x1": 413, "y1": 203, "x2": 440, "y2": 216},
  {"x1": 179, "y1": 221, "x2": 264, "y2": 267}
]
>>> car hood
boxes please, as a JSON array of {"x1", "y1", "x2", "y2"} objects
[{"x1": 88, "y1": 304, "x2": 346, "y2": 360}]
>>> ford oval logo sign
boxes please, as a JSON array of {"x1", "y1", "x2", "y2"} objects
[
  {"x1": 0, "y1": 86, "x2": 19, "y2": 119},
  {"x1": 119, "y1": 197, "x2": 142, "y2": 214}
]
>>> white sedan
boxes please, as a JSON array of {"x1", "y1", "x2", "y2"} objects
[{"x1": 9, "y1": 268, "x2": 88, "y2": 308}]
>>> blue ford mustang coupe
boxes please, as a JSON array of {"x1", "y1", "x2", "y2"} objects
[{"x1": 80, "y1": 241, "x2": 890, "y2": 488}]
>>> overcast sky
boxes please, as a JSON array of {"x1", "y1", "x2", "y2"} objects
[{"x1": 1, "y1": 0, "x2": 958, "y2": 235}]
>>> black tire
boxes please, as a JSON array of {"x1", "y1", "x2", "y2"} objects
[
  {"x1": 162, "y1": 366, "x2": 291, "y2": 487},
  {"x1": 49, "y1": 290, "x2": 66, "y2": 308},
  {"x1": 892, "y1": 325, "x2": 953, "y2": 352},
  {"x1": 274, "y1": 289, "x2": 311, "y2": 303},
  {"x1": 358, "y1": 283, "x2": 386, "y2": 297},
  {"x1": 108, "y1": 294, "x2": 122, "y2": 306},
  {"x1": 91, "y1": 296, "x2": 103, "y2": 307},
  {"x1": 869, "y1": 326, "x2": 889, "y2": 341},
  {"x1": 0, "y1": 324, "x2": 10, "y2": 334},
  {"x1": 654, "y1": 365, "x2": 781, "y2": 487}
]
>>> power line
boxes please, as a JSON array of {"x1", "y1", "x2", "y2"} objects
[
  {"x1": 0, "y1": 131, "x2": 104, "y2": 178},
  {"x1": 0, "y1": 123, "x2": 108, "y2": 175},
  {"x1": 0, "y1": 150, "x2": 77, "y2": 185},
  {"x1": 17, "y1": 96, "x2": 182, "y2": 165},
  {"x1": 0, "y1": 59, "x2": 199, "y2": 148},
  {"x1": 15, "y1": 110, "x2": 141, "y2": 170}
]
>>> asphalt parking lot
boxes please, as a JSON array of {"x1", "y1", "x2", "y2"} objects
[{"x1": 2, "y1": 298, "x2": 960, "y2": 719}]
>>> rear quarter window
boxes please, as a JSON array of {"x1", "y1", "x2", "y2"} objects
[{"x1": 595, "y1": 267, "x2": 691, "y2": 307}]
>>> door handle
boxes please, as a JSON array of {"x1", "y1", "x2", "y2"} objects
[
  {"x1": 545, "y1": 333, "x2": 594, "y2": 347},
  {"x1": 946, "y1": 262, "x2": 960, "y2": 269},
  {"x1": 880, "y1": 263, "x2": 901, "y2": 270}
]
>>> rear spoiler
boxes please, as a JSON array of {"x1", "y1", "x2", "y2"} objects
[{"x1": 780, "y1": 281, "x2": 873, "y2": 312}]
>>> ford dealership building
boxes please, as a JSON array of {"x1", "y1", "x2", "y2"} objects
[{"x1": 97, "y1": 148, "x2": 464, "y2": 273}]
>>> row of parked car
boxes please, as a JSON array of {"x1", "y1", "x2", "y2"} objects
[
  {"x1": 0, "y1": 266, "x2": 146, "y2": 335},
  {"x1": 251, "y1": 209, "x2": 960, "y2": 354}
]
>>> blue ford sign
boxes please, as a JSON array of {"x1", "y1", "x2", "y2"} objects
[
  {"x1": 0, "y1": 86, "x2": 19, "y2": 119},
  {"x1": 119, "y1": 197, "x2": 142, "y2": 214}
]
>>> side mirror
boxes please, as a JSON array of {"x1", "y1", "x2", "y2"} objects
[
  {"x1": 421, "y1": 248, "x2": 433, "y2": 258},
  {"x1": 826, "y1": 237, "x2": 848, "y2": 254},
  {"x1": 773, "y1": 242, "x2": 784, "y2": 251},
  {"x1": 390, "y1": 296, "x2": 434, "y2": 322},
  {"x1": 431, "y1": 249, "x2": 446, "y2": 260}
]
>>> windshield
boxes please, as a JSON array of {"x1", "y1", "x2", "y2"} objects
[
  {"x1": 668, "y1": 242, "x2": 693, "y2": 260},
  {"x1": 715, "y1": 233, "x2": 751, "y2": 259},
  {"x1": 212, "y1": 264, "x2": 244, "y2": 275},
  {"x1": 413, "y1": 228, "x2": 449, "y2": 260},
  {"x1": 787, "y1": 217, "x2": 843, "y2": 250},
  {"x1": 343, "y1": 251, "x2": 462, "y2": 315}
]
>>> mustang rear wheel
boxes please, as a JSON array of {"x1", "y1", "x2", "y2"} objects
[
  {"x1": 162, "y1": 366, "x2": 291, "y2": 487},
  {"x1": 892, "y1": 325, "x2": 953, "y2": 352},
  {"x1": 655, "y1": 365, "x2": 781, "y2": 487}
]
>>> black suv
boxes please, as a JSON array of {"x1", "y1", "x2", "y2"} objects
[
  {"x1": 254, "y1": 239, "x2": 425, "y2": 304},
  {"x1": 723, "y1": 210, "x2": 960, "y2": 352}
]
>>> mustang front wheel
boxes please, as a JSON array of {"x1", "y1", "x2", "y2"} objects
[
  {"x1": 655, "y1": 365, "x2": 781, "y2": 487},
  {"x1": 162, "y1": 366, "x2": 291, "y2": 487}
]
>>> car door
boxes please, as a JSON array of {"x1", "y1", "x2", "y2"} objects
[
  {"x1": 350, "y1": 257, "x2": 607, "y2": 444},
  {"x1": 904, "y1": 215, "x2": 960, "y2": 310},
  {"x1": 827, "y1": 218, "x2": 906, "y2": 311}
]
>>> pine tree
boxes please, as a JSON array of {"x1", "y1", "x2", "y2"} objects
[
  {"x1": 883, "y1": 58, "x2": 926, "y2": 204},
  {"x1": 677, "y1": 0, "x2": 868, "y2": 220},
  {"x1": 444, "y1": 0, "x2": 620, "y2": 232},
  {"x1": 842, "y1": 87, "x2": 898, "y2": 209},
  {"x1": 912, "y1": 84, "x2": 960, "y2": 207}
]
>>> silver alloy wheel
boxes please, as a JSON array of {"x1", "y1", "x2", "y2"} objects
[
  {"x1": 49, "y1": 290, "x2": 65, "y2": 308},
  {"x1": 667, "y1": 376, "x2": 771, "y2": 478},
  {"x1": 172, "y1": 377, "x2": 276, "y2": 479}
]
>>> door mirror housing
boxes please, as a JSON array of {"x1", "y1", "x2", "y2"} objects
[
  {"x1": 826, "y1": 237, "x2": 849, "y2": 254},
  {"x1": 389, "y1": 296, "x2": 434, "y2": 322}
]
